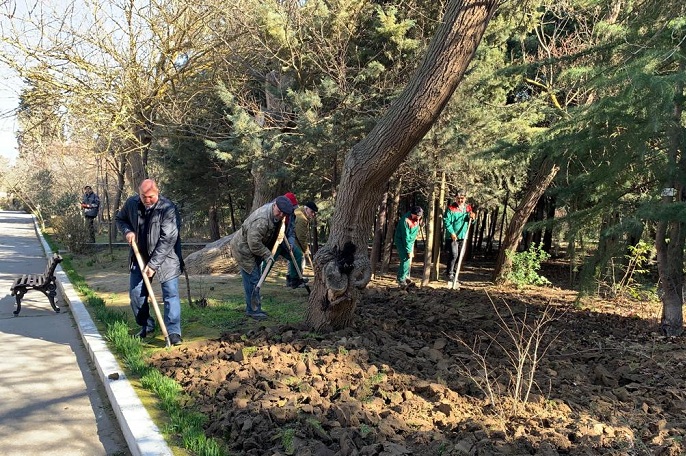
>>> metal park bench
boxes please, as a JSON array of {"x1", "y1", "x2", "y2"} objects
[{"x1": 9, "y1": 253, "x2": 62, "y2": 316}]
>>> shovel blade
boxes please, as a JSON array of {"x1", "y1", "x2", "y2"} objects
[{"x1": 250, "y1": 286, "x2": 261, "y2": 311}]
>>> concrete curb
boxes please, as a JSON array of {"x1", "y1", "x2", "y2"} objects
[{"x1": 32, "y1": 216, "x2": 173, "y2": 456}]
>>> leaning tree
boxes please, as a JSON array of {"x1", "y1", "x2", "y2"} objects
[{"x1": 306, "y1": 0, "x2": 500, "y2": 331}]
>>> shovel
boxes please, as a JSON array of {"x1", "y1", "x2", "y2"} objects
[
  {"x1": 287, "y1": 245, "x2": 311, "y2": 294},
  {"x1": 451, "y1": 219, "x2": 472, "y2": 290},
  {"x1": 251, "y1": 221, "x2": 286, "y2": 311},
  {"x1": 131, "y1": 241, "x2": 171, "y2": 347}
]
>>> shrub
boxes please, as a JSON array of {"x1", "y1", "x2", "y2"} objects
[
  {"x1": 51, "y1": 208, "x2": 92, "y2": 254},
  {"x1": 506, "y1": 243, "x2": 551, "y2": 287}
]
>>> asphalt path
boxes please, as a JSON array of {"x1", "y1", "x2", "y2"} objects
[{"x1": 0, "y1": 211, "x2": 171, "y2": 456}]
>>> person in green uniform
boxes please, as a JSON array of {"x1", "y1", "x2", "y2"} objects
[
  {"x1": 443, "y1": 189, "x2": 475, "y2": 282},
  {"x1": 394, "y1": 206, "x2": 423, "y2": 286}
]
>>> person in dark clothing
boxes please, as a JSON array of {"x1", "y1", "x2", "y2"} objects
[
  {"x1": 115, "y1": 179, "x2": 184, "y2": 345},
  {"x1": 81, "y1": 185, "x2": 100, "y2": 242}
]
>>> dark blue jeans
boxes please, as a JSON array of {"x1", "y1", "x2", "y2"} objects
[
  {"x1": 129, "y1": 264, "x2": 181, "y2": 335},
  {"x1": 444, "y1": 238, "x2": 464, "y2": 276},
  {"x1": 240, "y1": 261, "x2": 264, "y2": 314}
]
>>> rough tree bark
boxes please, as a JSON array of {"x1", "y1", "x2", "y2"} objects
[
  {"x1": 656, "y1": 53, "x2": 686, "y2": 337},
  {"x1": 184, "y1": 233, "x2": 240, "y2": 275},
  {"x1": 304, "y1": 0, "x2": 500, "y2": 331},
  {"x1": 492, "y1": 158, "x2": 560, "y2": 284}
]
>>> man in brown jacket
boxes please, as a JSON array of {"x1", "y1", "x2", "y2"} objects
[{"x1": 230, "y1": 196, "x2": 294, "y2": 318}]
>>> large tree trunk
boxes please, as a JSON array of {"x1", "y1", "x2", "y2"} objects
[
  {"x1": 183, "y1": 233, "x2": 240, "y2": 275},
  {"x1": 126, "y1": 116, "x2": 153, "y2": 191},
  {"x1": 250, "y1": 164, "x2": 272, "y2": 212},
  {"x1": 656, "y1": 54, "x2": 686, "y2": 336},
  {"x1": 304, "y1": 0, "x2": 499, "y2": 331},
  {"x1": 126, "y1": 149, "x2": 146, "y2": 192},
  {"x1": 492, "y1": 158, "x2": 560, "y2": 284}
]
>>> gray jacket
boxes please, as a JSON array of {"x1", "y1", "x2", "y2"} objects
[
  {"x1": 230, "y1": 202, "x2": 282, "y2": 274},
  {"x1": 115, "y1": 194, "x2": 184, "y2": 283}
]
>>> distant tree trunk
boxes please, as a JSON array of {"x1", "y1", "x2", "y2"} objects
[
  {"x1": 476, "y1": 210, "x2": 486, "y2": 253},
  {"x1": 493, "y1": 158, "x2": 560, "y2": 284},
  {"x1": 543, "y1": 195, "x2": 556, "y2": 252},
  {"x1": 487, "y1": 206, "x2": 499, "y2": 252},
  {"x1": 370, "y1": 190, "x2": 389, "y2": 278},
  {"x1": 431, "y1": 172, "x2": 446, "y2": 280},
  {"x1": 108, "y1": 155, "x2": 126, "y2": 241},
  {"x1": 209, "y1": 206, "x2": 220, "y2": 241},
  {"x1": 422, "y1": 169, "x2": 438, "y2": 285},
  {"x1": 656, "y1": 54, "x2": 686, "y2": 336},
  {"x1": 227, "y1": 192, "x2": 237, "y2": 233},
  {"x1": 381, "y1": 178, "x2": 402, "y2": 274},
  {"x1": 250, "y1": 164, "x2": 272, "y2": 212},
  {"x1": 528, "y1": 196, "x2": 546, "y2": 249},
  {"x1": 305, "y1": 0, "x2": 499, "y2": 331},
  {"x1": 498, "y1": 190, "x2": 509, "y2": 249},
  {"x1": 104, "y1": 171, "x2": 112, "y2": 251}
]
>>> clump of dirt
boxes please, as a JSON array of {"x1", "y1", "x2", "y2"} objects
[{"x1": 149, "y1": 262, "x2": 686, "y2": 456}]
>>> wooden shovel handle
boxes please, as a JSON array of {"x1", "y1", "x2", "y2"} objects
[{"x1": 130, "y1": 240, "x2": 170, "y2": 344}]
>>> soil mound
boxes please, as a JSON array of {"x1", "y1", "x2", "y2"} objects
[{"x1": 150, "y1": 273, "x2": 685, "y2": 455}]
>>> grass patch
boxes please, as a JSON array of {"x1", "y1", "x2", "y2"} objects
[{"x1": 46, "y1": 233, "x2": 311, "y2": 456}]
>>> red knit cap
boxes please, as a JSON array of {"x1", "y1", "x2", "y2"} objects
[{"x1": 284, "y1": 192, "x2": 298, "y2": 206}]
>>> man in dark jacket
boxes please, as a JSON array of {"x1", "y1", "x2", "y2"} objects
[
  {"x1": 81, "y1": 185, "x2": 100, "y2": 242},
  {"x1": 115, "y1": 179, "x2": 184, "y2": 345}
]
